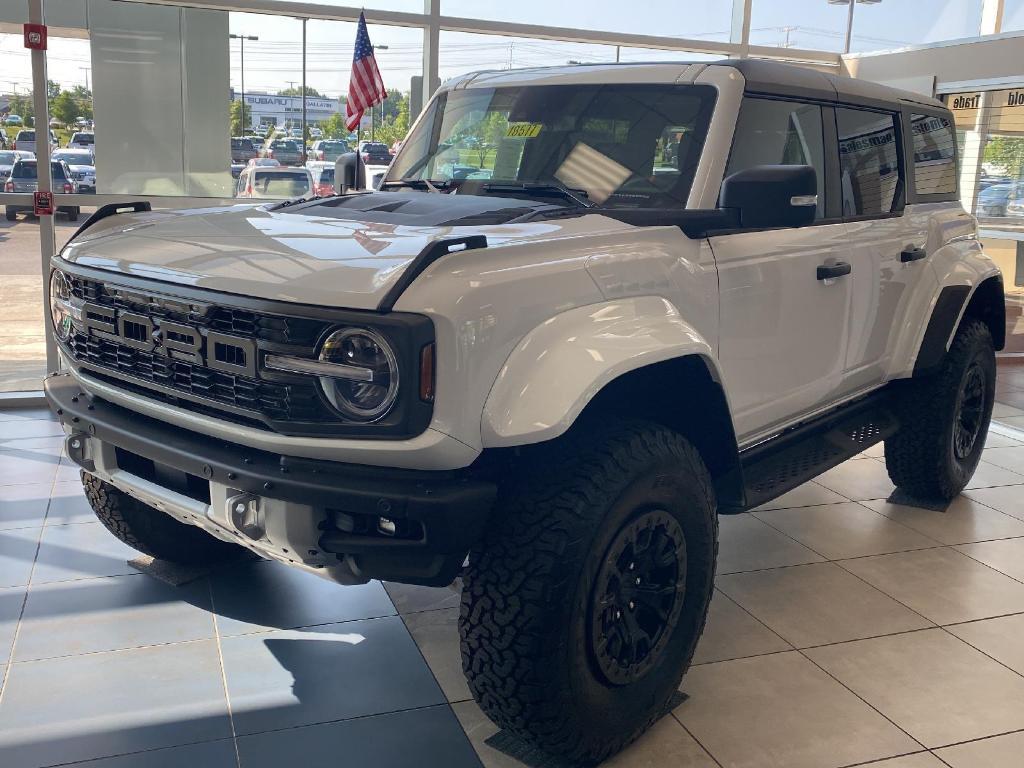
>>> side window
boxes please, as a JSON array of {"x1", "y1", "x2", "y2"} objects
[
  {"x1": 910, "y1": 113, "x2": 957, "y2": 196},
  {"x1": 725, "y1": 98, "x2": 826, "y2": 219},
  {"x1": 836, "y1": 108, "x2": 902, "y2": 217}
]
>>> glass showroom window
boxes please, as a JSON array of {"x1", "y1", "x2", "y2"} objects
[
  {"x1": 439, "y1": 31, "x2": 618, "y2": 81},
  {"x1": 749, "y1": 0, "x2": 852, "y2": 52},
  {"x1": 848, "y1": 0, "x2": 984, "y2": 52},
  {"x1": 999, "y1": 0, "x2": 1024, "y2": 31},
  {"x1": 440, "y1": 0, "x2": 733, "y2": 42},
  {"x1": 1, "y1": 30, "x2": 47, "y2": 393},
  {"x1": 942, "y1": 88, "x2": 1024, "y2": 414}
]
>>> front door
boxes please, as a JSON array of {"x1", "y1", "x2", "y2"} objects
[{"x1": 711, "y1": 97, "x2": 852, "y2": 443}]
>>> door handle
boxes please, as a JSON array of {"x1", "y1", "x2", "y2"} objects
[
  {"x1": 816, "y1": 261, "x2": 852, "y2": 280},
  {"x1": 901, "y1": 245, "x2": 927, "y2": 263}
]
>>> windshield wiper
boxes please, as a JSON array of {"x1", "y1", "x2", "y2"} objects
[
  {"x1": 483, "y1": 182, "x2": 594, "y2": 208},
  {"x1": 380, "y1": 178, "x2": 454, "y2": 191}
]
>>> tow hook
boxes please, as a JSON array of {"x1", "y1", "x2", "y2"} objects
[{"x1": 227, "y1": 492, "x2": 265, "y2": 540}]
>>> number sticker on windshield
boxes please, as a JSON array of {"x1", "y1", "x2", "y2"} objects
[{"x1": 506, "y1": 123, "x2": 543, "y2": 138}]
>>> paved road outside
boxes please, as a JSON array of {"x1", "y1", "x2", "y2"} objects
[{"x1": 0, "y1": 211, "x2": 90, "y2": 393}]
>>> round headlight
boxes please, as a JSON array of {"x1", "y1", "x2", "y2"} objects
[
  {"x1": 318, "y1": 328, "x2": 399, "y2": 421},
  {"x1": 49, "y1": 269, "x2": 73, "y2": 341}
]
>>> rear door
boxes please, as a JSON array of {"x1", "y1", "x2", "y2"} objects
[
  {"x1": 711, "y1": 96, "x2": 853, "y2": 443},
  {"x1": 837, "y1": 106, "x2": 939, "y2": 392}
]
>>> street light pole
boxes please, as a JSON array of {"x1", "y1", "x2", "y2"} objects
[
  {"x1": 230, "y1": 34, "x2": 258, "y2": 131},
  {"x1": 370, "y1": 45, "x2": 388, "y2": 142}
]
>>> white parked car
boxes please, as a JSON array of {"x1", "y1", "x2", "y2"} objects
[
  {"x1": 67, "y1": 131, "x2": 95, "y2": 157},
  {"x1": 46, "y1": 60, "x2": 1003, "y2": 764},
  {"x1": 52, "y1": 149, "x2": 96, "y2": 193},
  {"x1": 234, "y1": 164, "x2": 312, "y2": 198}
]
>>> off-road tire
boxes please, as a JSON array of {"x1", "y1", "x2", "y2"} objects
[
  {"x1": 5, "y1": 209, "x2": 16, "y2": 221},
  {"x1": 83, "y1": 472, "x2": 244, "y2": 565},
  {"x1": 885, "y1": 319, "x2": 996, "y2": 500},
  {"x1": 460, "y1": 420, "x2": 717, "y2": 765}
]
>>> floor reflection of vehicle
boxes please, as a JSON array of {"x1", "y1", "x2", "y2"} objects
[{"x1": 235, "y1": 165, "x2": 312, "y2": 199}]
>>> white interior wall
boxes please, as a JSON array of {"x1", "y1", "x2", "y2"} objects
[
  {"x1": 88, "y1": 0, "x2": 230, "y2": 196},
  {"x1": 842, "y1": 32, "x2": 1024, "y2": 93}
]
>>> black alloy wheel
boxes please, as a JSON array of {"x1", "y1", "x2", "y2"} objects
[
  {"x1": 953, "y1": 361, "x2": 986, "y2": 461},
  {"x1": 590, "y1": 508, "x2": 687, "y2": 686}
]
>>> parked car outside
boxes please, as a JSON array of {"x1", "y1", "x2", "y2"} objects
[
  {"x1": 978, "y1": 181, "x2": 1024, "y2": 217},
  {"x1": 4, "y1": 159, "x2": 79, "y2": 220},
  {"x1": 0, "y1": 150, "x2": 33, "y2": 183},
  {"x1": 13, "y1": 129, "x2": 57, "y2": 154},
  {"x1": 306, "y1": 161, "x2": 336, "y2": 196},
  {"x1": 68, "y1": 132, "x2": 95, "y2": 156},
  {"x1": 247, "y1": 136, "x2": 265, "y2": 153},
  {"x1": 1005, "y1": 193, "x2": 1024, "y2": 218},
  {"x1": 358, "y1": 141, "x2": 393, "y2": 165},
  {"x1": 230, "y1": 163, "x2": 246, "y2": 179},
  {"x1": 235, "y1": 165, "x2": 312, "y2": 198},
  {"x1": 52, "y1": 149, "x2": 96, "y2": 193},
  {"x1": 3, "y1": 114, "x2": 23, "y2": 126},
  {"x1": 266, "y1": 138, "x2": 303, "y2": 165},
  {"x1": 230, "y1": 136, "x2": 258, "y2": 164},
  {"x1": 247, "y1": 157, "x2": 280, "y2": 168},
  {"x1": 309, "y1": 139, "x2": 349, "y2": 162},
  {"x1": 309, "y1": 126, "x2": 323, "y2": 138}
]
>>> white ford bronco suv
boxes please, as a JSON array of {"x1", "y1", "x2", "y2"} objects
[{"x1": 46, "y1": 60, "x2": 1004, "y2": 763}]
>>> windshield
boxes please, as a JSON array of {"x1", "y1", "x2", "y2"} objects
[
  {"x1": 0, "y1": 152, "x2": 17, "y2": 164},
  {"x1": 389, "y1": 83, "x2": 715, "y2": 207},
  {"x1": 253, "y1": 170, "x2": 310, "y2": 196},
  {"x1": 13, "y1": 162, "x2": 66, "y2": 179},
  {"x1": 71, "y1": 133, "x2": 94, "y2": 144},
  {"x1": 53, "y1": 151, "x2": 92, "y2": 164}
]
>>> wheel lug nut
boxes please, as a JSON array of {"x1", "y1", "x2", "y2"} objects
[
  {"x1": 635, "y1": 577, "x2": 641, "y2": 585},
  {"x1": 614, "y1": 610, "x2": 621, "y2": 620},
  {"x1": 628, "y1": 601, "x2": 635, "y2": 611},
  {"x1": 628, "y1": 562, "x2": 635, "y2": 570}
]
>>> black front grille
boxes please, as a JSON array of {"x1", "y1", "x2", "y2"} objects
[{"x1": 64, "y1": 275, "x2": 341, "y2": 431}]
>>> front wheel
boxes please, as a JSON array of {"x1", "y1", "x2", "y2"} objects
[
  {"x1": 460, "y1": 420, "x2": 717, "y2": 764},
  {"x1": 885, "y1": 319, "x2": 996, "y2": 500}
]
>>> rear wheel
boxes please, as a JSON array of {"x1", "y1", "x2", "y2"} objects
[
  {"x1": 5, "y1": 208, "x2": 16, "y2": 221},
  {"x1": 83, "y1": 472, "x2": 245, "y2": 566},
  {"x1": 460, "y1": 420, "x2": 717, "y2": 764},
  {"x1": 65, "y1": 207, "x2": 80, "y2": 222},
  {"x1": 885, "y1": 319, "x2": 996, "y2": 500}
]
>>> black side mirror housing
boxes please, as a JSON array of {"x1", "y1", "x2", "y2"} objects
[
  {"x1": 720, "y1": 164, "x2": 818, "y2": 230},
  {"x1": 334, "y1": 152, "x2": 366, "y2": 194}
]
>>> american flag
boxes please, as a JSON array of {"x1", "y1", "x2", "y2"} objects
[{"x1": 345, "y1": 13, "x2": 387, "y2": 132}]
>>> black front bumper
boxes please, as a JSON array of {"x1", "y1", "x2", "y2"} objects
[{"x1": 46, "y1": 373, "x2": 496, "y2": 586}]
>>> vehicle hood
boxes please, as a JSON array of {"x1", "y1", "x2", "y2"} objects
[
  {"x1": 57, "y1": 193, "x2": 580, "y2": 310},
  {"x1": 67, "y1": 164, "x2": 94, "y2": 174}
]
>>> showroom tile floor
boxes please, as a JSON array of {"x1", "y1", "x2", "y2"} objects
[{"x1": 2, "y1": 409, "x2": 1024, "y2": 767}]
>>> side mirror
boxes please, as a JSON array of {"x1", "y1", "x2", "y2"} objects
[
  {"x1": 334, "y1": 152, "x2": 366, "y2": 194},
  {"x1": 720, "y1": 164, "x2": 817, "y2": 230}
]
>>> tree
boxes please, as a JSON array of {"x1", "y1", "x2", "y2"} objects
[
  {"x1": 51, "y1": 91, "x2": 78, "y2": 126},
  {"x1": 47, "y1": 80, "x2": 61, "y2": 100},
  {"x1": 9, "y1": 93, "x2": 33, "y2": 123},
  {"x1": 277, "y1": 85, "x2": 325, "y2": 98},
  {"x1": 320, "y1": 113, "x2": 349, "y2": 140},
  {"x1": 984, "y1": 136, "x2": 1024, "y2": 180},
  {"x1": 70, "y1": 85, "x2": 93, "y2": 120},
  {"x1": 382, "y1": 88, "x2": 402, "y2": 121},
  {"x1": 229, "y1": 100, "x2": 252, "y2": 135}
]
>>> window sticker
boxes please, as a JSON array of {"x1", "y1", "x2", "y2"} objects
[{"x1": 506, "y1": 122, "x2": 543, "y2": 138}]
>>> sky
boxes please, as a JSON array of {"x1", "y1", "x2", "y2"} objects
[{"x1": 0, "y1": 0, "x2": 1017, "y2": 100}]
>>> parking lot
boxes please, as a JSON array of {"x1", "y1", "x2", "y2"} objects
[{"x1": 0, "y1": 212, "x2": 88, "y2": 393}]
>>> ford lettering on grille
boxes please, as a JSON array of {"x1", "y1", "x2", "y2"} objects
[{"x1": 81, "y1": 302, "x2": 257, "y2": 378}]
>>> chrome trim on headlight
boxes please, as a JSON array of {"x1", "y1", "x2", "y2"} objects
[{"x1": 264, "y1": 353, "x2": 374, "y2": 382}]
